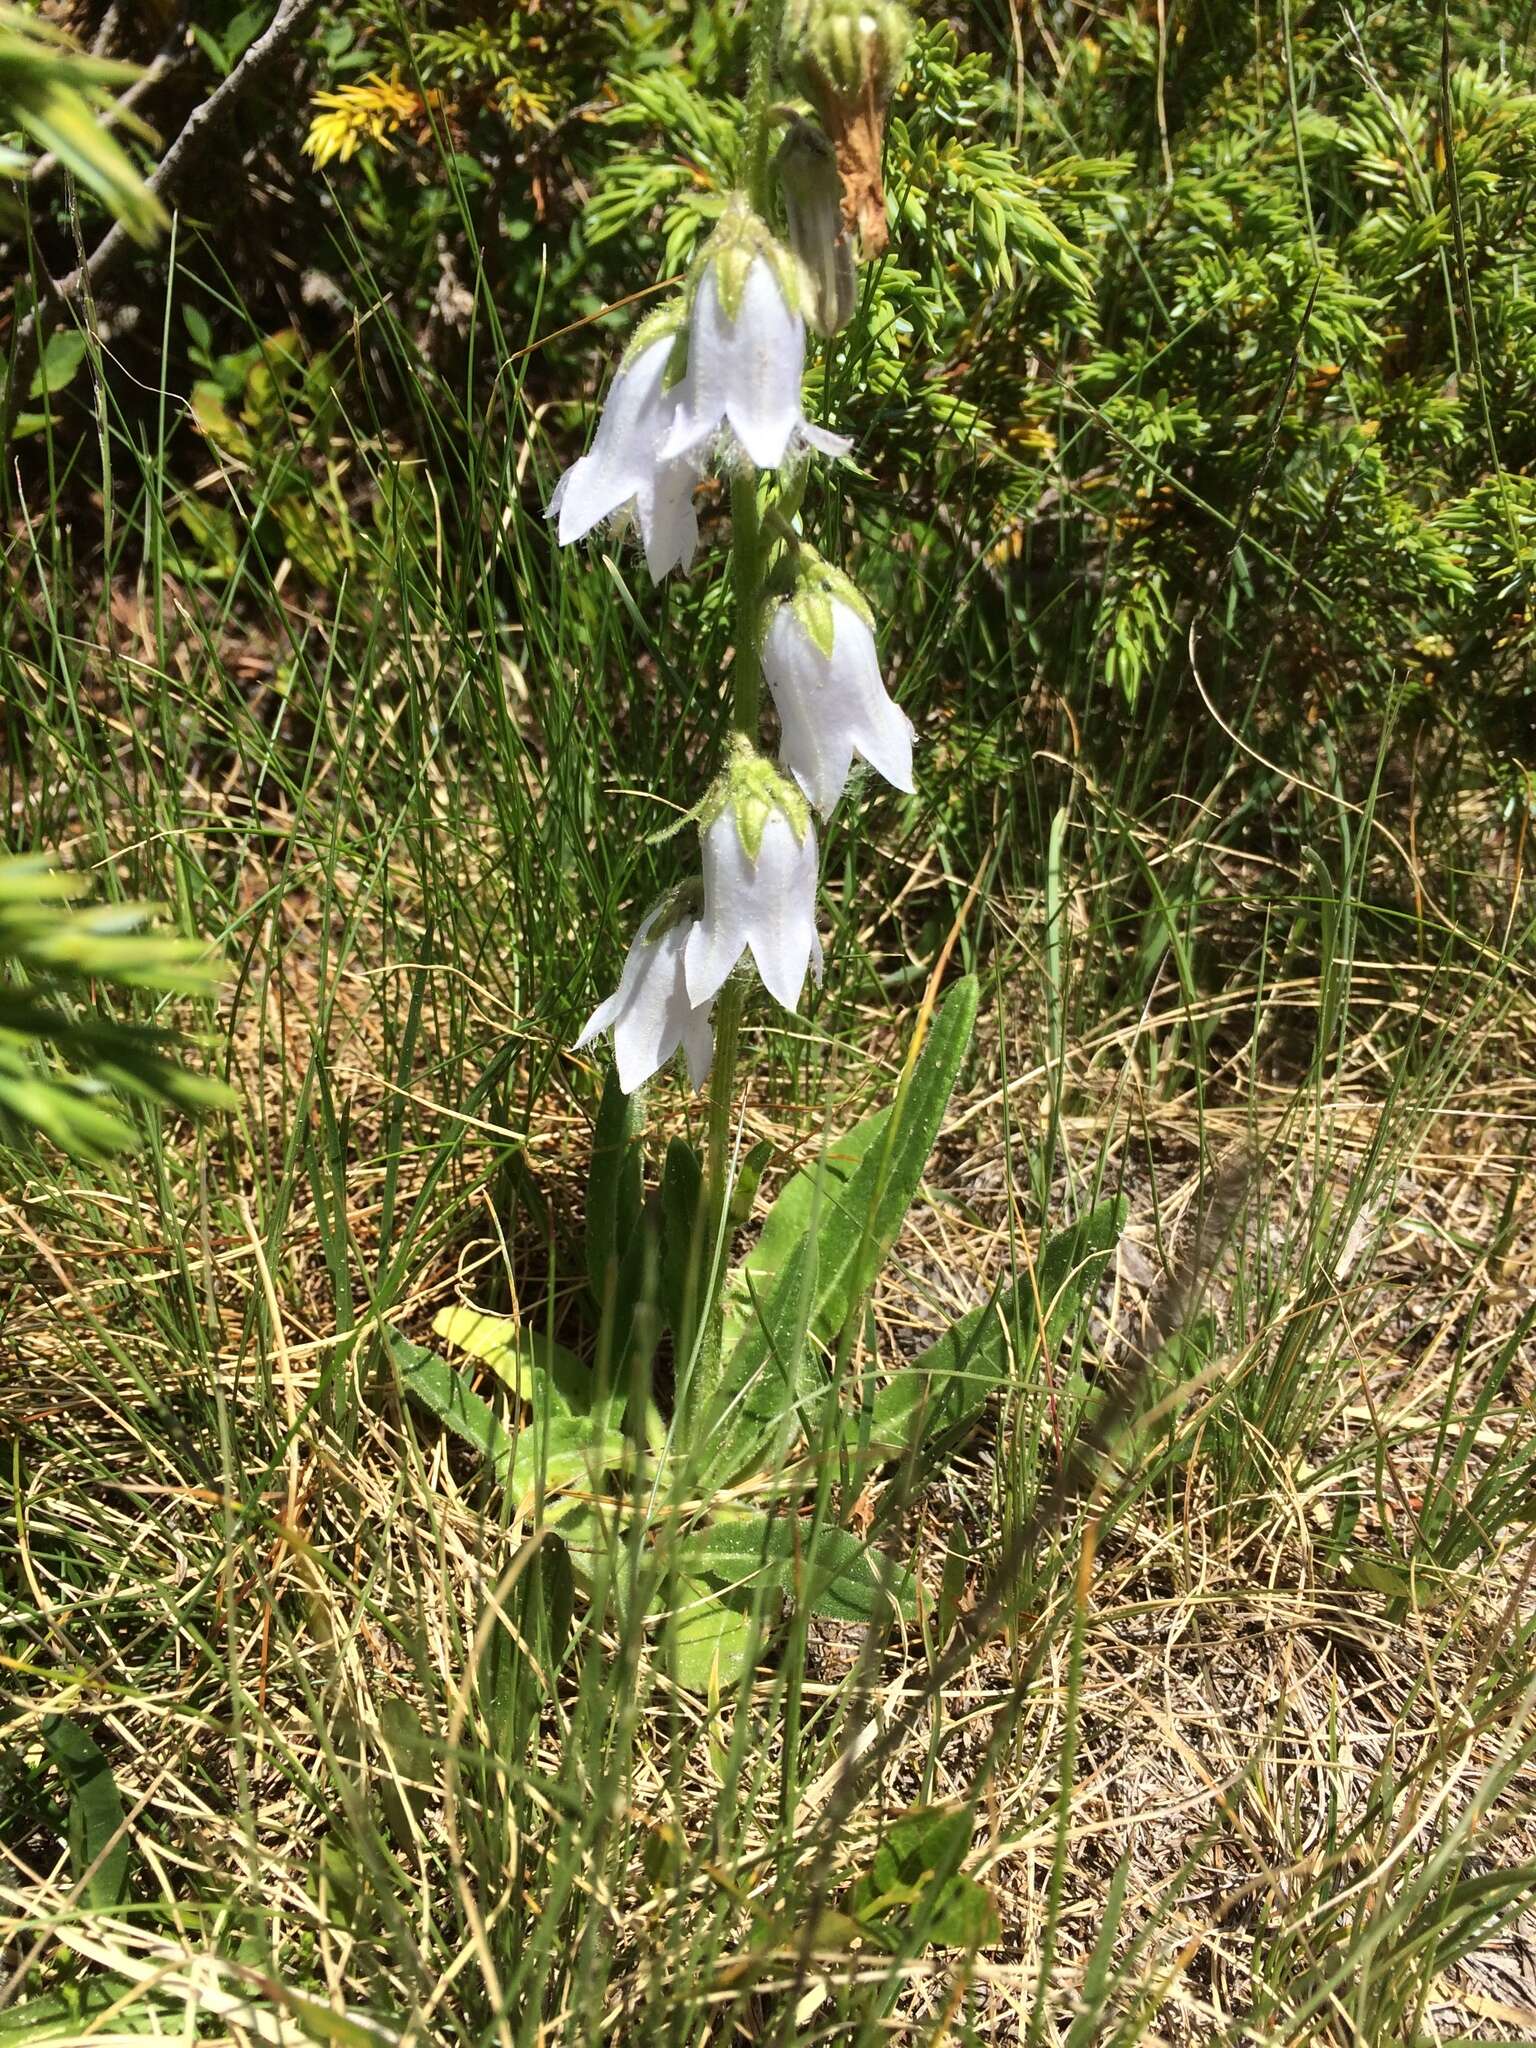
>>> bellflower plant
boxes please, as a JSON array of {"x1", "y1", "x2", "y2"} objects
[{"x1": 401, "y1": 0, "x2": 1127, "y2": 1698}]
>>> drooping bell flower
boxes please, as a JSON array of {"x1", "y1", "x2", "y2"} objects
[
  {"x1": 575, "y1": 892, "x2": 714, "y2": 1095},
  {"x1": 684, "y1": 741, "x2": 823, "y2": 1012},
  {"x1": 763, "y1": 555, "x2": 914, "y2": 818},
  {"x1": 546, "y1": 305, "x2": 701, "y2": 579},
  {"x1": 660, "y1": 201, "x2": 851, "y2": 474}
]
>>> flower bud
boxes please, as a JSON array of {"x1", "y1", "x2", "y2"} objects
[
  {"x1": 790, "y1": 0, "x2": 912, "y2": 110},
  {"x1": 775, "y1": 117, "x2": 856, "y2": 337},
  {"x1": 783, "y1": 0, "x2": 912, "y2": 255}
]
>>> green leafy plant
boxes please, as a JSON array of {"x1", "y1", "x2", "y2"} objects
[
  {"x1": 372, "y1": 0, "x2": 1126, "y2": 1696},
  {"x1": 0, "y1": 3, "x2": 164, "y2": 243},
  {"x1": 0, "y1": 856, "x2": 232, "y2": 1159},
  {"x1": 395, "y1": 972, "x2": 1121, "y2": 1687}
]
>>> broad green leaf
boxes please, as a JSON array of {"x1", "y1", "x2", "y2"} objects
[
  {"x1": 705, "y1": 1234, "x2": 823, "y2": 1489},
  {"x1": 721, "y1": 1109, "x2": 890, "y2": 1352},
  {"x1": 545, "y1": 1497, "x2": 627, "y2": 1590},
  {"x1": 388, "y1": 1330, "x2": 623, "y2": 1505},
  {"x1": 870, "y1": 1197, "x2": 1126, "y2": 1455},
  {"x1": 676, "y1": 1512, "x2": 917, "y2": 1622},
  {"x1": 660, "y1": 1136, "x2": 704, "y2": 1355},
  {"x1": 708, "y1": 977, "x2": 979, "y2": 1484},
  {"x1": 389, "y1": 1331, "x2": 515, "y2": 1481},
  {"x1": 41, "y1": 1715, "x2": 130, "y2": 1910},
  {"x1": 29, "y1": 328, "x2": 87, "y2": 400},
  {"x1": 586, "y1": 1064, "x2": 642, "y2": 1306},
  {"x1": 431, "y1": 1304, "x2": 592, "y2": 1418},
  {"x1": 670, "y1": 1577, "x2": 754, "y2": 1691},
  {"x1": 845, "y1": 1804, "x2": 999, "y2": 1953},
  {"x1": 506, "y1": 1418, "x2": 626, "y2": 1515},
  {"x1": 0, "y1": 1980, "x2": 151, "y2": 2042}
]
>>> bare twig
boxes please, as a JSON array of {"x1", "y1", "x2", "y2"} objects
[{"x1": 16, "y1": 0, "x2": 322, "y2": 360}]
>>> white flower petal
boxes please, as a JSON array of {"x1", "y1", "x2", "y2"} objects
[
  {"x1": 638, "y1": 459, "x2": 701, "y2": 579},
  {"x1": 685, "y1": 812, "x2": 753, "y2": 1006},
  {"x1": 680, "y1": 1004, "x2": 715, "y2": 1089},
  {"x1": 833, "y1": 606, "x2": 915, "y2": 794},
  {"x1": 765, "y1": 600, "x2": 914, "y2": 815},
  {"x1": 743, "y1": 811, "x2": 818, "y2": 1012},
  {"x1": 661, "y1": 259, "x2": 806, "y2": 472},
  {"x1": 551, "y1": 336, "x2": 676, "y2": 546},
  {"x1": 575, "y1": 902, "x2": 661, "y2": 1052},
  {"x1": 575, "y1": 989, "x2": 620, "y2": 1049},
  {"x1": 577, "y1": 908, "x2": 714, "y2": 1095},
  {"x1": 610, "y1": 925, "x2": 688, "y2": 1092},
  {"x1": 722, "y1": 259, "x2": 805, "y2": 470},
  {"x1": 798, "y1": 421, "x2": 853, "y2": 459},
  {"x1": 765, "y1": 605, "x2": 855, "y2": 817}
]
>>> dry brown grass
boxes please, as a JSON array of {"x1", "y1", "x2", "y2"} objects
[{"x1": 5, "y1": 814, "x2": 1536, "y2": 2045}]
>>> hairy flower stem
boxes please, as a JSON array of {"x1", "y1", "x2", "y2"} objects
[
  {"x1": 744, "y1": 0, "x2": 788, "y2": 214},
  {"x1": 697, "y1": 0, "x2": 788, "y2": 1398}
]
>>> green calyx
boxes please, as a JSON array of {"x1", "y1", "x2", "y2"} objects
[
  {"x1": 693, "y1": 198, "x2": 810, "y2": 325},
  {"x1": 621, "y1": 298, "x2": 690, "y2": 387},
  {"x1": 785, "y1": 0, "x2": 913, "y2": 109},
  {"x1": 700, "y1": 737, "x2": 811, "y2": 860},
  {"x1": 648, "y1": 879, "x2": 705, "y2": 939},
  {"x1": 776, "y1": 550, "x2": 873, "y2": 657}
]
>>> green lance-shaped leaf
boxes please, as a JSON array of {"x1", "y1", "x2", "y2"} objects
[
  {"x1": 387, "y1": 1331, "x2": 624, "y2": 1508},
  {"x1": 585, "y1": 1063, "x2": 644, "y2": 1312},
  {"x1": 721, "y1": 1108, "x2": 890, "y2": 1352},
  {"x1": 706, "y1": 976, "x2": 979, "y2": 1485},
  {"x1": 40, "y1": 1715, "x2": 132, "y2": 1910},
  {"x1": 675, "y1": 1511, "x2": 917, "y2": 1622},
  {"x1": 660, "y1": 1136, "x2": 705, "y2": 1357},
  {"x1": 844, "y1": 1803, "x2": 999, "y2": 1953},
  {"x1": 869, "y1": 1196, "x2": 1127, "y2": 1456},
  {"x1": 389, "y1": 1331, "x2": 516, "y2": 1479}
]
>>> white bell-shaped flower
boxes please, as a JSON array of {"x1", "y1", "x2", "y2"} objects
[
  {"x1": 684, "y1": 743, "x2": 823, "y2": 1013},
  {"x1": 660, "y1": 202, "x2": 851, "y2": 474},
  {"x1": 575, "y1": 897, "x2": 714, "y2": 1095},
  {"x1": 546, "y1": 308, "x2": 701, "y2": 579},
  {"x1": 763, "y1": 561, "x2": 914, "y2": 817}
]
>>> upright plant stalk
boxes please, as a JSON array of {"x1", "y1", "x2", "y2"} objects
[
  {"x1": 557, "y1": 0, "x2": 916, "y2": 1461},
  {"x1": 700, "y1": 0, "x2": 789, "y2": 1320}
]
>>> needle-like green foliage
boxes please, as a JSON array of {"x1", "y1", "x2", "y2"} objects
[
  {"x1": 0, "y1": 856, "x2": 231, "y2": 1158},
  {"x1": 0, "y1": 3, "x2": 164, "y2": 243}
]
